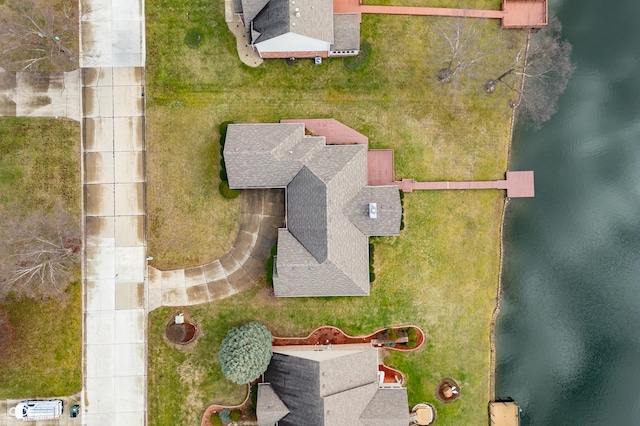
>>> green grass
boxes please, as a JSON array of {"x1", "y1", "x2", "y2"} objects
[
  {"x1": 0, "y1": 118, "x2": 81, "y2": 397},
  {"x1": 0, "y1": 118, "x2": 80, "y2": 213},
  {"x1": 344, "y1": 40, "x2": 372, "y2": 71},
  {"x1": 0, "y1": 281, "x2": 82, "y2": 397},
  {"x1": 146, "y1": 0, "x2": 522, "y2": 424},
  {"x1": 149, "y1": 191, "x2": 504, "y2": 426}
]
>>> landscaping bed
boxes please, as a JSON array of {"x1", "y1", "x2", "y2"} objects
[{"x1": 272, "y1": 325, "x2": 425, "y2": 351}]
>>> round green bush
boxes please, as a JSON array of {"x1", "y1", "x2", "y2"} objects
[
  {"x1": 220, "y1": 121, "x2": 233, "y2": 142},
  {"x1": 219, "y1": 322, "x2": 273, "y2": 384},
  {"x1": 231, "y1": 410, "x2": 242, "y2": 421},
  {"x1": 210, "y1": 413, "x2": 223, "y2": 426},
  {"x1": 369, "y1": 272, "x2": 376, "y2": 283},
  {"x1": 219, "y1": 168, "x2": 228, "y2": 182},
  {"x1": 251, "y1": 384, "x2": 258, "y2": 409},
  {"x1": 218, "y1": 408, "x2": 231, "y2": 424},
  {"x1": 184, "y1": 29, "x2": 204, "y2": 48},
  {"x1": 266, "y1": 257, "x2": 275, "y2": 286},
  {"x1": 219, "y1": 181, "x2": 240, "y2": 199}
]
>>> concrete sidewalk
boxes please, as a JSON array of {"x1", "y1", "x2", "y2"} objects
[
  {"x1": 82, "y1": 67, "x2": 147, "y2": 426},
  {"x1": 79, "y1": 0, "x2": 147, "y2": 424}
]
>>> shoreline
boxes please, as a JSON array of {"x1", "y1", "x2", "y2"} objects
[{"x1": 489, "y1": 28, "x2": 532, "y2": 401}]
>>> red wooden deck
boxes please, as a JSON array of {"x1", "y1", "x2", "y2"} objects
[
  {"x1": 280, "y1": 118, "x2": 369, "y2": 145},
  {"x1": 334, "y1": 0, "x2": 547, "y2": 29},
  {"x1": 395, "y1": 171, "x2": 534, "y2": 198},
  {"x1": 502, "y1": 0, "x2": 547, "y2": 28},
  {"x1": 368, "y1": 149, "x2": 395, "y2": 186}
]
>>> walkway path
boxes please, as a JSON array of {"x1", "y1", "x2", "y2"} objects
[
  {"x1": 148, "y1": 189, "x2": 284, "y2": 309},
  {"x1": 80, "y1": 0, "x2": 147, "y2": 425},
  {"x1": 334, "y1": 0, "x2": 547, "y2": 29},
  {"x1": 395, "y1": 171, "x2": 535, "y2": 198},
  {"x1": 0, "y1": 70, "x2": 81, "y2": 121}
]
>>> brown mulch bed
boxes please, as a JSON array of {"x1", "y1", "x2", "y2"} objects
[
  {"x1": 379, "y1": 364, "x2": 405, "y2": 384},
  {"x1": 165, "y1": 322, "x2": 197, "y2": 344},
  {"x1": 272, "y1": 325, "x2": 425, "y2": 352},
  {"x1": 273, "y1": 326, "x2": 368, "y2": 346},
  {"x1": 436, "y1": 378, "x2": 461, "y2": 403}
]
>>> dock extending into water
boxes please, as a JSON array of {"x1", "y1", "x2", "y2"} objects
[
  {"x1": 394, "y1": 171, "x2": 535, "y2": 198},
  {"x1": 489, "y1": 401, "x2": 521, "y2": 426},
  {"x1": 334, "y1": 0, "x2": 548, "y2": 29}
]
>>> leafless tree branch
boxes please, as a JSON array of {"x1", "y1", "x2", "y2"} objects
[
  {"x1": 0, "y1": 0, "x2": 78, "y2": 71},
  {"x1": 0, "y1": 200, "x2": 81, "y2": 300}
]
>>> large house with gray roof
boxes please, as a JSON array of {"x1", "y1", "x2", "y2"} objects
[
  {"x1": 233, "y1": 0, "x2": 360, "y2": 58},
  {"x1": 256, "y1": 345, "x2": 409, "y2": 425},
  {"x1": 223, "y1": 121, "x2": 402, "y2": 297}
]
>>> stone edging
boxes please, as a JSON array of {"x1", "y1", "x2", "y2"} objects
[{"x1": 200, "y1": 385, "x2": 251, "y2": 426}]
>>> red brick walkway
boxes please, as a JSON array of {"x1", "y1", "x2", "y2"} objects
[{"x1": 395, "y1": 171, "x2": 534, "y2": 198}]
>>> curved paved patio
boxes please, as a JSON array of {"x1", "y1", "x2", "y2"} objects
[{"x1": 148, "y1": 189, "x2": 284, "y2": 309}]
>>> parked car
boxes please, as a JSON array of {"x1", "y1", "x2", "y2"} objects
[{"x1": 10, "y1": 399, "x2": 63, "y2": 421}]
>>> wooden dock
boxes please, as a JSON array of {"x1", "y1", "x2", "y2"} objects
[
  {"x1": 394, "y1": 171, "x2": 534, "y2": 198},
  {"x1": 489, "y1": 401, "x2": 520, "y2": 426},
  {"x1": 334, "y1": 0, "x2": 547, "y2": 29}
]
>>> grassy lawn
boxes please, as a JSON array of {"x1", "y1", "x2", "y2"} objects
[
  {"x1": 0, "y1": 281, "x2": 82, "y2": 398},
  {"x1": 0, "y1": 118, "x2": 82, "y2": 397},
  {"x1": 146, "y1": 0, "x2": 522, "y2": 424}
]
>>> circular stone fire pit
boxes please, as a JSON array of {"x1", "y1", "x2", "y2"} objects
[
  {"x1": 165, "y1": 314, "x2": 198, "y2": 345},
  {"x1": 436, "y1": 378, "x2": 461, "y2": 403}
]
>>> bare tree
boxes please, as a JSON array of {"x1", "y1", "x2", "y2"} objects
[
  {"x1": 0, "y1": 201, "x2": 81, "y2": 299},
  {"x1": 0, "y1": 0, "x2": 78, "y2": 72},
  {"x1": 485, "y1": 15, "x2": 575, "y2": 127},
  {"x1": 436, "y1": 18, "x2": 494, "y2": 84}
]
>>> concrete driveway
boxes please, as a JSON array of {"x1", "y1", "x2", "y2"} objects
[{"x1": 148, "y1": 189, "x2": 285, "y2": 309}]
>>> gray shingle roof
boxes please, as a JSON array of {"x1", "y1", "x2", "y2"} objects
[
  {"x1": 343, "y1": 186, "x2": 402, "y2": 236},
  {"x1": 261, "y1": 347, "x2": 408, "y2": 426},
  {"x1": 251, "y1": 0, "x2": 333, "y2": 44},
  {"x1": 331, "y1": 13, "x2": 361, "y2": 51},
  {"x1": 223, "y1": 122, "x2": 402, "y2": 297},
  {"x1": 240, "y1": 0, "x2": 271, "y2": 23},
  {"x1": 256, "y1": 383, "x2": 290, "y2": 426},
  {"x1": 273, "y1": 229, "x2": 368, "y2": 297},
  {"x1": 360, "y1": 388, "x2": 410, "y2": 426},
  {"x1": 224, "y1": 123, "x2": 324, "y2": 189},
  {"x1": 286, "y1": 167, "x2": 328, "y2": 263}
]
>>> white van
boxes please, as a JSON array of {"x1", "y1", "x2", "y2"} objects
[{"x1": 10, "y1": 399, "x2": 63, "y2": 421}]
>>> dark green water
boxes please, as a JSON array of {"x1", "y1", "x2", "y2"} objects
[{"x1": 495, "y1": 0, "x2": 640, "y2": 424}]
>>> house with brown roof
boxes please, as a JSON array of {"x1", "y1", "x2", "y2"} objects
[
  {"x1": 256, "y1": 345, "x2": 409, "y2": 425},
  {"x1": 233, "y1": 0, "x2": 360, "y2": 58},
  {"x1": 223, "y1": 121, "x2": 402, "y2": 297}
]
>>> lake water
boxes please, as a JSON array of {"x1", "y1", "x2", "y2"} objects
[{"x1": 495, "y1": 0, "x2": 640, "y2": 424}]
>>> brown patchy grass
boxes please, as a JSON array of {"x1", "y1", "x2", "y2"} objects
[
  {"x1": 0, "y1": 118, "x2": 81, "y2": 397},
  {"x1": 146, "y1": 1, "x2": 521, "y2": 424},
  {"x1": 149, "y1": 189, "x2": 505, "y2": 425},
  {"x1": 146, "y1": 107, "x2": 239, "y2": 270}
]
